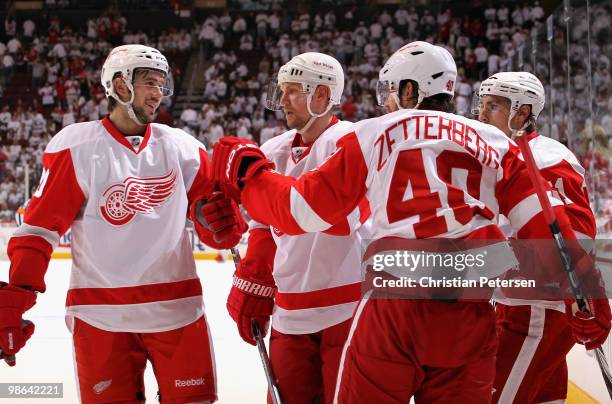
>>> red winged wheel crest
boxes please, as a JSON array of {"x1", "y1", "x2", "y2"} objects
[{"x1": 99, "y1": 170, "x2": 177, "y2": 226}]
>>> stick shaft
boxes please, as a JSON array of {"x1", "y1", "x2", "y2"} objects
[
  {"x1": 515, "y1": 134, "x2": 612, "y2": 397},
  {"x1": 230, "y1": 248, "x2": 282, "y2": 404}
]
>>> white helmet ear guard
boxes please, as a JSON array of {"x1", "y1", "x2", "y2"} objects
[
  {"x1": 101, "y1": 44, "x2": 172, "y2": 125},
  {"x1": 377, "y1": 41, "x2": 457, "y2": 109}
]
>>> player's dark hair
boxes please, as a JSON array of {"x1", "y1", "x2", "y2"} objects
[
  {"x1": 522, "y1": 106, "x2": 538, "y2": 133},
  {"x1": 399, "y1": 79, "x2": 455, "y2": 113}
]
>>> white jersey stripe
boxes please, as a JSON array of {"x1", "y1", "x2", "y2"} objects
[
  {"x1": 507, "y1": 192, "x2": 563, "y2": 233},
  {"x1": 498, "y1": 305, "x2": 545, "y2": 404},
  {"x1": 333, "y1": 290, "x2": 372, "y2": 404},
  {"x1": 289, "y1": 186, "x2": 332, "y2": 232},
  {"x1": 13, "y1": 222, "x2": 60, "y2": 249}
]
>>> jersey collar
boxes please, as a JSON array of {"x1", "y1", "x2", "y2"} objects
[
  {"x1": 102, "y1": 116, "x2": 152, "y2": 154},
  {"x1": 523, "y1": 131, "x2": 538, "y2": 142},
  {"x1": 291, "y1": 116, "x2": 339, "y2": 164}
]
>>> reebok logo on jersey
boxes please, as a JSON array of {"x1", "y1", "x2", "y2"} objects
[
  {"x1": 93, "y1": 379, "x2": 112, "y2": 394},
  {"x1": 175, "y1": 377, "x2": 205, "y2": 388},
  {"x1": 98, "y1": 170, "x2": 177, "y2": 226}
]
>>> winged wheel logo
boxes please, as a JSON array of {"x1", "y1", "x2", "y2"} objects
[{"x1": 99, "y1": 170, "x2": 177, "y2": 226}]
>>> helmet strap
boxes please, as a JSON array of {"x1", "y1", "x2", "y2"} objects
[
  {"x1": 390, "y1": 93, "x2": 403, "y2": 110},
  {"x1": 508, "y1": 105, "x2": 537, "y2": 139},
  {"x1": 112, "y1": 79, "x2": 148, "y2": 126},
  {"x1": 415, "y1": 88, "x2": 427, "y2": 108},
  {"x1": 298, "y1": 91, "x2": 333, "y2": 133},
  {"x1": 509, "y1": 110, "x2": 533, "y2": 139}
]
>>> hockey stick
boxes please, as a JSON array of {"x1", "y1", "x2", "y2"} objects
[
  {"x1": 230, "y1": 248, "x2": 283, "y2": 404},
  {"x1": 251, "y1": 319, "x2": 282, "y2": 404},
  {"x1": 515, "y1": 132, "x2": 612, "y2": 398}
]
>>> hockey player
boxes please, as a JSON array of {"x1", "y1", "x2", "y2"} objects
[
  {"x1": 209, "y1": 41, "x2": 607, "y2": 403},
  {"x1": 476, "y1": 71, "x2": 610, "y2": 403},
  {"x1": 225, "y1": 52, "x2": 369, "y2": 404},
  {"x1": 0, "y1": 44, "x2": 246, "y2": 403}
]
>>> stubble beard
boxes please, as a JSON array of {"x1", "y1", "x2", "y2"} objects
[
  {"x1": 286, "y1": 114, "x2": 309, "y2": 131},
  {"x1": 133, "y1": 104, "x2": 155, "y2": 124}
]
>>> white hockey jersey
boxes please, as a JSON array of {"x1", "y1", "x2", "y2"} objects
[
  {"x1": 240, "y1": 110, "x2": 579, "y2": 285},
  {"x1": 495, "y1": 131, "x2": 596, "y2": 310},
  {"x1": 8, "y1": 117, "x2": 213, "y2": 332},
  {"x1": 252, "y1": 117, "x2": 370, "y2": 334}
]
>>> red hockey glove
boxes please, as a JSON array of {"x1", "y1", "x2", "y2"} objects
[
  {"x1": 0, "y1": 282, "x2": 36, "y2": 366},
  {"x1": 227, "y1": 272, "x2": 276, "y2": 346},
  {"x1": 192, "y1": 191, "x2": 248, "y2": 249},
  {"x1": 212, "y1": 137, "x2": 274, "y2": 203},
  {"x1": 565, "y1": 298, "x2": 611, "y2": 350}
]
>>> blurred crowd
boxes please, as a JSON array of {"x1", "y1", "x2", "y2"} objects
[
  {"x1": 0, "y1": 1, "x2": 610, "y2": 221},
  {"x1": 180, "y1": 2, "x2": 550, "y2": 148}
]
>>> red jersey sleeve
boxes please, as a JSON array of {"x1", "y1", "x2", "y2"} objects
[
  {"x1": 537, "y1": 159, "x2": 595, "y2": 240},
  {"x1": 242, "y1": 132, "x2": 369, "y2": 235},
  {"x1": 494, "y1": 142, "x2": 575, "y2": 240},
  {"x1": 186, "y1": 147, "x2": 215, "y2": 216},
  {"x1": 237, "y1": 227, "x2": 277, "y2": 283},
  {"x1": 8, "y1": 148, "x2": 85, "y2": 291}
]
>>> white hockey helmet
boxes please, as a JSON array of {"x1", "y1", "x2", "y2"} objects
[
  {"x1": 377, "y1": 41, "x2": 457, "y2": 109},
  {"x1": 478, "y1": 71, "x2": 545, "y2": 120},
  {"x1": 101, "y1": 44, "x2": 172, "y2": 124},
  {"x1": 264, "y1": 52, "x2": 344, "y2": 117}
]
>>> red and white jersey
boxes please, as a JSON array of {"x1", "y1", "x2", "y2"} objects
[
  {"x1": 241, "y1": 109, "x2": 574, "y2": 270},
  {"x1": 495, "y1": 132, "x2": 596, "y2": 310},
  {"x1": 526, "y1": 133, "x2": 595, "y2": 240},
  {"x1": 254, "y1": 118, "x2": 370, "y2": 334},
  {"x1": 8, "y1": 117, "x2": 213, "y2": 332}
]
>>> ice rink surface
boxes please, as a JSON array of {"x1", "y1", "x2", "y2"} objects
[
  {"x1": 0, "y1": 259, "x2": 267, "y2": 403},
  {"x1": 0, "y1": 259, "x2": 610, "y2": 403}
]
